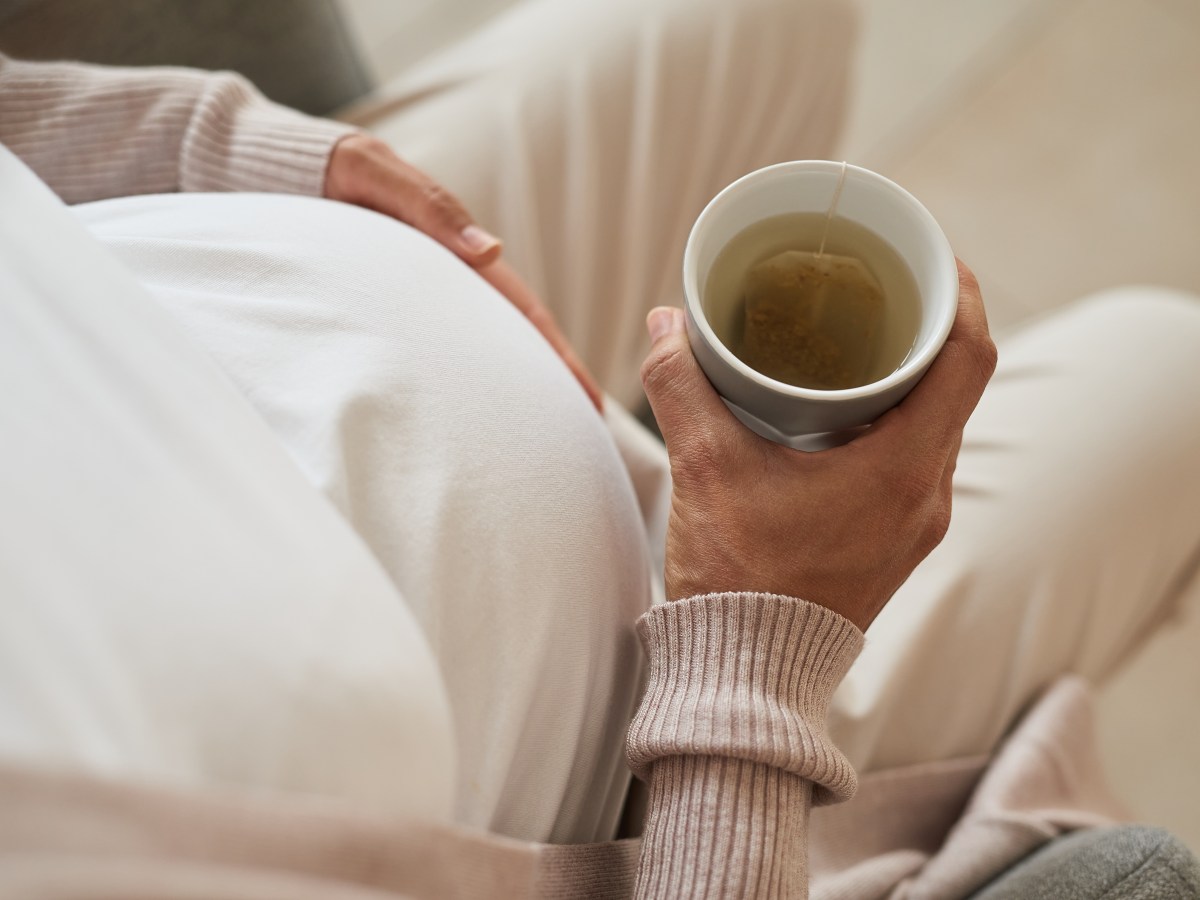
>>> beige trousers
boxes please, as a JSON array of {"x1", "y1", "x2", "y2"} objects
[{"x1": 830, "y1": 289, "x2": 1200, "y2": 772}]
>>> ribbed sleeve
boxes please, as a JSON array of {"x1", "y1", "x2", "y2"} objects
[
  {"x1": 0, "y1": 53, "x2": 355, "y2": 204},
  {"x1": 627, "y1": 593, "x2": 863, "y2": 899},
  {"x1": 180, "y1": 71, "x2": 354, "y2": 195}
]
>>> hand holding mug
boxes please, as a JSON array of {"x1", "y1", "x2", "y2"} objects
[{"x1": 642, "y1": 262, "x2": 996, "y2": 631}]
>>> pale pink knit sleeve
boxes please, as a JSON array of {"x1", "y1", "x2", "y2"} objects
[
  {"x1": 626, "y1": 592, "x2": 863, "y2": 899},
  {"x1": 0, "y1": 53, "x2": 356, "y2": 204}
]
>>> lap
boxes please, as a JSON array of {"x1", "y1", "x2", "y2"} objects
[
  {"x1": 830, "y1": 288, "x2": 1200, "y2": 772},
  {"x1": 78, "y1": 191, "x2": 656, "y2": 844}
]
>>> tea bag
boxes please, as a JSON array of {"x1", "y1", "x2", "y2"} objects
[{"x1": 741, "y1": 164, "x2": 885, "y2": 390}]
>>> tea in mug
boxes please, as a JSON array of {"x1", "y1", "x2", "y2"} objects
[{"x1": 704, "y1": 212, "x2": 921, "y2": 390}]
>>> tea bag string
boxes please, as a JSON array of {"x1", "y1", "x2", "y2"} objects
[{"x1": 815, "y1": 160, "x2": 848, "y2": 260}]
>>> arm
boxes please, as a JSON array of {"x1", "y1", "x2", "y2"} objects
[
  {"x1": 628, "y1": 593, "x2": 861, "y2": 897},
  {"x1": 0, "y1": 52, "x2": 352, "y2": 203},
  {"x1": 629, "y1": 265, "x2": 997, "y2": 898}
]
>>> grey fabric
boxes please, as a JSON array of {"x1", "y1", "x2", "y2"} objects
[
  {"x1": 0, "y1": 0, "x2": 371, "y2": 115},
  {"x1": 970, "y1": 826, "x2": 1200, "y2": 900}
]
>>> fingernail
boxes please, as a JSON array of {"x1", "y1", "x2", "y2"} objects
[
  {"x1": 647, "y1": 308, "x2": 678, "y2": 343},
  {"x1": 460, "y1": 224, "x2": 501, "y2": 256}
]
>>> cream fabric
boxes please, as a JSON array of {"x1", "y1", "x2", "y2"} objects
[
  {"x1": 829, "y1": 286, "x2": 1200, "y2": 774},
  {"x1": 0, "y1": 679, "x2": 1123, "y2": 900},
  {"x1": 76, "y1": 191, "x2": 657, "y2": 846},
  {"x1": 0, "y1": 146, "x2": 456, "y2": 824},
  {"x1": 811, "y1": 678, "x2": 1125, "y2": 899}
]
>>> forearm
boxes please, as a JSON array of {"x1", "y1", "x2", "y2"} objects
[
  {"x1": 626, "y1": 593, "x2": 862, "y2": 899},
  {"x1": 0, "y1": 53, "x2": 354, "y2": 203}
]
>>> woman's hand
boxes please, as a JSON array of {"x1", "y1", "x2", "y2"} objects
[
  {"x1": 325, "y1": 133, "x2": 602, "y2": 411},
  {"x1": 325, "y1": 133, "x2": 503, "y2": 265},
  {"x1": 640, "y1": 262, "x2": 996, "y2": 631}
]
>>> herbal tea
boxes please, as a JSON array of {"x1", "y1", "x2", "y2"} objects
[{"x1": 704, "y1": 212, "x2": 921, "y2": 390}]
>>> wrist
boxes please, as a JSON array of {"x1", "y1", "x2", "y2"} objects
[
  {"x1": 665, "y1": 565, "x2": 876, "y2": 632},
  {"x1": 627, "y1": 592, "x2": 862, "y2": 804},
  {"x1": 323, "y1": 132, "x2": 377, "y2": 202}
]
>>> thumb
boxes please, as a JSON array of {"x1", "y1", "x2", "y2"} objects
[{"x1": 641, "y1": 307, "x2": 738, "y2": 453}]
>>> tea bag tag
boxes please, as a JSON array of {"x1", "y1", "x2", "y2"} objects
[{"x1": 741, "y1": 163, "x2": 886, "y2": 390}]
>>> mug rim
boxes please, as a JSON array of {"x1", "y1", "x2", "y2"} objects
[{"x1": 682, "y1": 160, "x2": 958, "y2": 403}]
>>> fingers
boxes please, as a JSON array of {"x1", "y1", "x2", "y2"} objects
[
  {"x1": 926, "y1": 428, "x2": 962, "y2": 554},
  {"x1": 916, "y1": 262, "x2": 997, "y2": 431},
  {"x1": 327, "y1": 138, "x2": 596, "y2": 407},
  {"x1": 640, "y1": 307, "x2": 740, "y2": 456},
  {"x1": 378, "y1": 157, "x2": 502, "y2": 266},
  {"x1": 480, "y1": 260, "x2": 604, "y2": 411},
  {"x1": 869, "y1": 260, "x2": 997, "y2": 452},
  {"x1": 557, "y1": 339, "x2": 605, "y2": 412},
  {"x1": 524, "y1": 298, "x2": 605, "y2": 412},
  {"x1": 325, "y1": 135, "x2": 502, "y2": 267}
]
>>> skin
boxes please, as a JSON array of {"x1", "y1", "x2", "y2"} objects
[
  {"x1": 324, "y1": 133, "x2": 603, "y2": 411},
  {"x1": 640, "y1": 262, "x2": 997, "y2": 632}
]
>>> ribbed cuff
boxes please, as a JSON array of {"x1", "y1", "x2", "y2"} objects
[
  {"x1": 180, "y1": 71, "x2": 357, "y2": 197},
  {"x1": 626, "y1": 592, "x2": 862, "y2": 806},
  {"x1": 635, "y1": 756, "x2": 812, "y2": 899}
]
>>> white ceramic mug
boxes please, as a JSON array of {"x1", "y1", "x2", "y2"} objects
[{"x1": 682, "y1": 160, "x2": 958, "y2": 449}]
